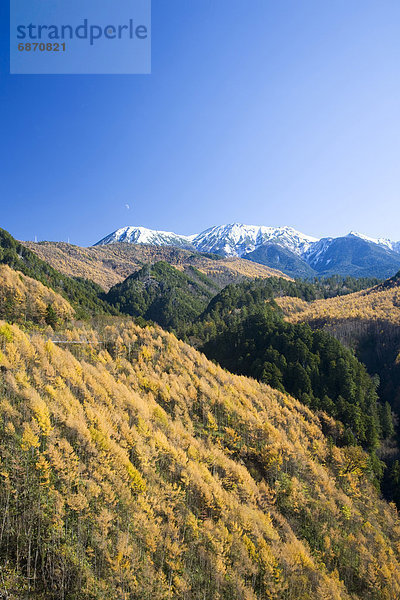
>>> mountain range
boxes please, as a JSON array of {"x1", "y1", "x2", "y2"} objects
[
  {"x1": 95, "y1": 224, "x2": 400, "y2": 279},
  {"x1": 2, "y1": 223, "x2": 400, "y2": 597}
]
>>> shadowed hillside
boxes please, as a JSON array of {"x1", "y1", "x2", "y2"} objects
[{"x1": 105, "y1": 261, "x2": 219, "y2": 330}]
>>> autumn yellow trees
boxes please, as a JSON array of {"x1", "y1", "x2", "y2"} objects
[
  {"x1": 0, "y1": 264, "x2": 74, "y2": 326},
  {"x1": 0, "y1": 317, "x2": 400, "y2": 598},
  {"x1": 276, "y1": 283, "x2": 400, "y2": 327},
  {"x1": 23, "y1": 240, "x2": 290, "y2": 291}
]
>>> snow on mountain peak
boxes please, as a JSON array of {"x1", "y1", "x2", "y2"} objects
[
  {"x1": 192, "y1": 223, "x2": 318, "y2": 257},
  {"x1": 94, "y1": 224, "x2": 400, "y2": 264},
  {"x1": 94, "y1": 226, "x2": 194, "y2": 249},
  {"x1": 347, "y1": 231, "x2": 399, "y2": 252},
  {"x1": 95, "y1": 223, "x2": 320, "y2": 257}
]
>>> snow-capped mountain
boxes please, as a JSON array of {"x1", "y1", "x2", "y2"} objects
[
  {"x1": 192, "y1": 224, "x2": 318, "y2": 257},
  {"x1": 94, "y1": 224, "x2": 400, "y2": 279},
  {"x1": 304, "y1": 237, "x2": 335, "y2": 269},
  {"x1": 95, "y1": 223, "x2": 318, "y2": 257},
  {"x1": 347, "y1": 231, "x2": 400, "y2": 253},
  {"x1": 95, "y1": 226, "x2": 194, "y2": 249},
  {"x1": 303, "y1": 234, "x2": 400, "y2": 279}
]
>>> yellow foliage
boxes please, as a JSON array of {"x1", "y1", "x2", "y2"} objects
[
  {"x1": 0, "y1": 264, "x2": 74, "y2": 324},
  {"x1": 21, "y1": 422, "x2": 40, "y2": 451},
  {"x1": 277, "y1": 282, "x2": 400, "y2": 328},
  {"x1": 23, "y1": 240, "x2": 291, "y2": 291},
  {"x1": 0, "y1": 317, "x2": 400, "y2": 600}
]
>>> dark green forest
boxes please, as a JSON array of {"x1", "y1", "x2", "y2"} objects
[{"x1": 104, "y1": 261, "x2": 219, "y2": 329}]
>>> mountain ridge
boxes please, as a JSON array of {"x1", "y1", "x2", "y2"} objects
[
  {"x1": 94, "y1": 223, "x2": 400, "y2": 279},
  {"x1": 95, "y1": 223, "x2": 400, "y2": 256}
]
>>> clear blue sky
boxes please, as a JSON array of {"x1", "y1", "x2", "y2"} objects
[{"x1": 1, "y1": 0, "x2": 400, "y2": 246}]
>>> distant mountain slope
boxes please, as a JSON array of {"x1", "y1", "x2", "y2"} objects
[
  {"x1": 191, "y1": 223, "x2": 317, "y2": 256},
  {"x1": 1, "y1": 317, "x2": 400, "y2": 598},
  {"x1": 105, "y1": 261, "x2": 219, "y2": 329},
  {"x1": 23, "y1": 241, "x2": 289, "y2": 291},
  {"x1": 348, "y1": 231, "x2": 400, "y2": 253},
  {"x1": 95, "y1": 225, "x2": 195, "y2": 249},
  {"x1": 243, "y1": 243, "x2": 317, "y2": 279},
  {"x1": 305, "y1": 236, "x2": 400, "y2": 279},
  {"x1": 93, "y1": 224, "x2": 400, "y2": 279}
]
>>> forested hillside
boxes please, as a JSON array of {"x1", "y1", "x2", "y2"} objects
[
  {"x1": 275, "y1": 275, "x2": 400, "y2": 413},
  {"x1": 276, "y1": 277, "x2": 400, "y2": 327},
  {"x1": 0, "y1": 229, "x2": 116, "y2": 318},
  {"x1": 104, "y1": 274, "x2": 392, "y2": 456},
  {"x1": 202, "y1": 310, "x2": 388, "y2": 452},
  {"x1": 105, "y1": 262, "x2": 219, "y2": 330},
  {"x1": 23, "y1": 240, "x2": 288, "y2": 291},
  {"x1": 1, "y1": 234, "x2": 400, "y2": 598},
  {"x1": 275, "y1": 273, "x2": 400, "y2": 505},
  {"x1": 1, "y1": 317, "x2": 400, "y2": 599},
  {"x1": 105, "y1": 272, "x2": 380, "y2": 336},
  {"x1": 0, "y1": 264, "x2": 74, "y2": 327}
]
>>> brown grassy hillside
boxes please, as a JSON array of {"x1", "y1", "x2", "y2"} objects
[
  {"x1": 0, "y1": 315, "x2": 400, "y2": 599},
  {"x1": 22, "y1": 241, "x2": 290, "y2": 291}
]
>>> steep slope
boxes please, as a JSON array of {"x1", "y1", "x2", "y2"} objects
[
  {"x1": 105, "y1": 261, "x2": 219, "y2": 329},
  {"x1": 191, "y1": 224, "x2": 317, "y2": 257},
  {"x1": 1, "y1": 318, "x2": 400, "y2": 599},
  {"x1": 0, "y1": 264, "x2": 74, "y2": 326},
  {"x1": 349, "y1": 231, "x2": 400, "y2": 253},
  {"x1": 276, "y1": 274, "x2": 400, "y2": 416},
  {"x1": 0, "y1": 228, "x2": 115, "y2": 318},
  {"x1": 185, "y1": 279, "x2": 389, "y2": 451},
  {"x1": 276, "y1": 275, "x2": 400, "y2": 328},
  {"x1": 305, "y1": 236, "x2": 400, "y2": 279},
  {"x1": 243, "y1": 243, "x2": 317, "y2": 279},
  {"x1": 23, "y1": 241, "x2": 289, "y2": 291}
]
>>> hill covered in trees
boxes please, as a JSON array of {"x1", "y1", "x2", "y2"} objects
[
  {"x1": 103, "y1": 274, "x2": 392, "y2": 457},
  {"x1": 105, "y1": 271, "x2": 381, "y2": 336},
  {"x1": 202, "y1": 309, "x2": 389, "y2": 452},
  {"x1": 275, "y1": 273, "x2": 400, "y2": 504},
  {"x1": 276, "y1": 276, "x2": 400, "y2": 328},
  {"x1": 274, "y1": 275, "x2": 400, "y2": 413},
  {"x1": 105, "y1": 261, "x2": 219, "y2": 330},
  {"x1": 174, "y1": 279, "x2": 393, "y2": 457},
  {"x1": 0, "y1": 229, "x2": 117, "y2": 319},
  {"x1": 1, "y1": 316, "x2": 400, "y2": 599},
  {"x1": 1, "y1": 231, "x2": 400, "y2": 598},
  {"x1": 23, "y1": 240, "x2": 289, "y2": 291},
  {"x1": 0, "y1": 264, "x2": 74, "y2": 327}
]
